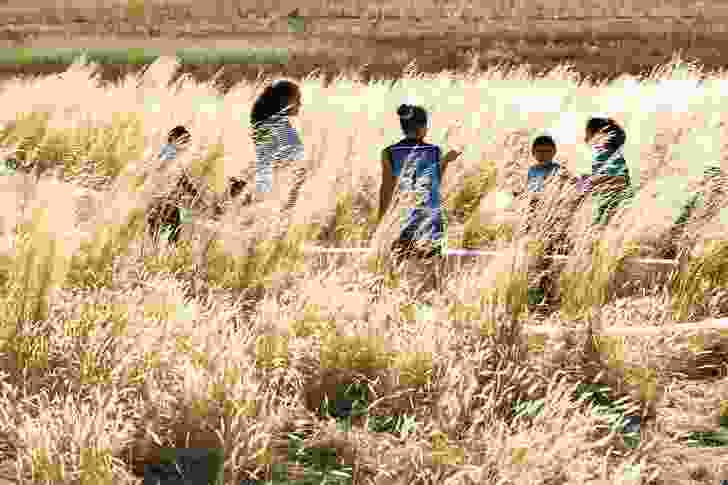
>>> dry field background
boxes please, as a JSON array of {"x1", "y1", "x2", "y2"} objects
[
  {"x1": 0, "y1": 55, "x2": 725, "y2": 484},
  {"x1": 4, "y1": 0, "x2": 728, "y2": 85}
]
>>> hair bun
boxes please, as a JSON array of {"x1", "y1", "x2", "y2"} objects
[{"x1": 397, "y1": 104, "x2": 414, "y2": 119}]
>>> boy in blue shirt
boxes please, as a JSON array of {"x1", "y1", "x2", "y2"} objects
[
  {"x1": 147, "y1": 126, "x2": 196, "y2": 245},
  {"x1": 523, "y1": 135, "x2": 561, "y2": 313},
  {"x1": 520, "y1": 134, "x2": 562, "y2": 234},
  {"x1": 527, "y1": 135, "x2": 561, "y2": 193}
]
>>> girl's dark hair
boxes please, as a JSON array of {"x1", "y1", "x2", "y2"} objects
[
  {"x1": 532, "y1": 135, "x2": 556, "y2": 150},
  {"x1": 586, "y1": 117, "x2": 625, "y2": 145},
  {"x1": 168, "y1": 125, "x2": 190, "y2": 144},
  {"x1": 397, "y1": 104, "x2": 428, "y2": 136},
  {"x1": 250, "y1": 80, "x2": 300, "y2": 128}
]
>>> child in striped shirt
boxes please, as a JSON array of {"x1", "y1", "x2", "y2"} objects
[{"x1": 250, "y1": 79, "x2": 305, "y2": 210}]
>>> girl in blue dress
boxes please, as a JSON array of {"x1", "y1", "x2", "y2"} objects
[{"x1": 378, "y1": 104, "x2": 461, "y2": 261}]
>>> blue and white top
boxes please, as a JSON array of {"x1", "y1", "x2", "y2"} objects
[
  {"x1": 384, "y1": 138, "x2": 444, "y2": 243},
  {"x1": 158, "y1": 143, "x2": 178, "y2": 161},
  {"x1": 253, "y1": 114, "x2": 305, "y2": 193},
  {"x1": 527, "y1": 161, "x2": 561, "y2": 192}
]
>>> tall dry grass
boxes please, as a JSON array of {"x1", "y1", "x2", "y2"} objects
[{"x1": 0, "y1": 55, "x2": 725, "y2": 484}]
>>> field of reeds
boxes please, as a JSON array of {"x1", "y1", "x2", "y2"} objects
[{"x1": 0, "y1": 55, "x2": 726, "y2": 484}]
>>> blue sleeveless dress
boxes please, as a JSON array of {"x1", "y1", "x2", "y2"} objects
[{"x1": 384, "y1": 138, "x2": 444, "y2": 254}]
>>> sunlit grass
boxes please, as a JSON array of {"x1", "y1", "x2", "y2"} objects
[{"x1": 0, "y1": 56, "x2": 725, "y2": 485}]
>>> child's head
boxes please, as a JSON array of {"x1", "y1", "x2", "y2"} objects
[
  {"x1": 167, "y1": 125, "x2": 191, "y2": 146},
  {"x1": 585, "y1": 117, "x2": 624, "y2": 145},
  {"x1": 250, "y1": 79, "x2": 302, "y2": 127},
  {"x1": 531, "y1": 135, "x2": 557, "y2": 164},
  {"x1": 228, "y1": 177, "x2": 246, "y2": 199},
  {"x1": 397, "y1": 104, "x2": 429, "y2": 140}
]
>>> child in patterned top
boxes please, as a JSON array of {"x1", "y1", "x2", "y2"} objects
[
  {"x1": 158, "y1": 125, "x2": 191, "y2": 161},
  {"x1": 148, "y1": 126, "x2": 247, "y2": 244},
  {"x1": 147, "y1": 125, "x2": 196, "y2": 244},
  {"x1": 378, "y1": 103, "x2": 461, "y2": 261},
  {"x1": 583, "y1": 117, "x2": 635, "y2": 226},
  {"x1": 250, "y1": 79, "x2": 305, "y2": 200}
]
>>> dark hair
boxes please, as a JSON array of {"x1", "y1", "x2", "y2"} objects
[
  {"x1": 168, "y1": 125, "x2": 190, "y2": 144},
  {"x1": 250, "y1": 80, "x2": 300, "y2": 128},
  {"x1": 397, "y1": 104, "x2": 428, "y2": 136},
  {"x1": 228, "y1": 177, "x2": 246, "y2": 199},
  {"x1": 532, "y1": 135, "x2": 556, "y2": 151},
  {"x1": 585, "y1": 117, "x2": 625, "y2": 145}
]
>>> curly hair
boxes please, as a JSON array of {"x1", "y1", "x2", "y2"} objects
[
  {"x1": 585, "y1": 117, "x2": 625, "y2": 146},
  {"x1": 167, "y1": 125, "x2": 190, "y2": 144},
  {"x1": 250, "y1": 80, "x2": 301, "y2": 128}
]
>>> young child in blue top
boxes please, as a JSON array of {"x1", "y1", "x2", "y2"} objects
[
  {"x1": 148, "y1": 125, "x2": 247, "y2": 244},
  {"x1": 378, "y1": 104, "x2": 461, "y2": 261},
  {"x1": 520, "y1": 134, "x2": 562, "y2": 237},
  {"x1": 522, "y1": 135, "x2": 563, "y2": 310},
  {"x1": 159, "y1": 125, "x2": 191, "y2": 162},
  {"x1": 527, "y1": 135, "x2": 561, "y2": 193},
  {"x1": 148, "y1": 126, "x2": 195, "y2": 244}
]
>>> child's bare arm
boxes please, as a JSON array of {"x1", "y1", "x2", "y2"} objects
[{"x1": 441, "y1": 149, "x2": 462, "y2": 177}]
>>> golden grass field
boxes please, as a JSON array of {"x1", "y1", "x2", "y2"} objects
[{"x1": 0, "y1": 53, "x2": 725, "y2": 484}]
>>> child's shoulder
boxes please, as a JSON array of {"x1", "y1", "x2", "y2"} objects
[{"x1": 385, "y1": 139, "x2": 441, "y2": 152}]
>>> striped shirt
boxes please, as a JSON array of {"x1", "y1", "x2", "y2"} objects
[
  {"x1": 158, "y1": 143, "x2": 178, "y2": 161},
  {"x1": 253, "y1": 114, "x2": 305, "y2": 194},
  {"x1": 384, "y1": 138, "x2": 444, "y2": 243}
]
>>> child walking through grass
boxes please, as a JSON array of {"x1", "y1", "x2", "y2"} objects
[
  {"x1": 527, "y1": 135, "x2": 561, "y2": 194},
  {"x1": 250, "y1": 79, "x2": 308, "y2": 241},
  {"x1": 251, "y1": 79, "x2": 306, "y2": 208},
  {"x1": 520, "y1": 134, "x2": 563, "y2": 233},
  {"x1": 147, "y1": 125, "x2": 197, "y2": 245},
  {"x1": 521, "y1": 134, "x2": 563, "y2": 312},
  {"x1": 582, "y1": 117, "x2": 635, "y2": 227},
  {"x1": 148, "y1": 125, "x2": 251, "y2": 244},
  {"x1": 378, "y1": 103, "x2": 461, "y2": 262},
  {"x1": 159, "y1": 125, "x2": 191, "y2": 162}
]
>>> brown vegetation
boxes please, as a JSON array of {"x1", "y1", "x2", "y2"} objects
[{"x1": 3, "y1": 1, "x2": 728, "y2": 85}]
